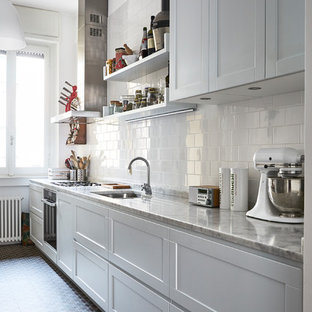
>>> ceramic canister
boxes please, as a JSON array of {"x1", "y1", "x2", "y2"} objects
[
  {"x1": 219, "y1": 168, "x2": 231, "y2": 209},
  {"x1": 230, "y1": 168, "x2": 249, "y2": 212}
]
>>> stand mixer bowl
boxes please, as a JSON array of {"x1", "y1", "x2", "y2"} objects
[{"x1": 268, "y1": 177, "x2": 304, "y2": 218}]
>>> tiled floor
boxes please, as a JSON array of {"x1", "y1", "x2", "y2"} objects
[{"x1": 0, "y1": 245, "x2": 102, "y2": 312}]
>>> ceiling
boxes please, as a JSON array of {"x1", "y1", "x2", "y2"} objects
[{"x1": 12, "y1": 0, "x2": 78, "y2": 13}]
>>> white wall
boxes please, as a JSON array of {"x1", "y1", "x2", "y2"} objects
[{"x1": 69, "y1": 0, "x2": 304, "y2": 206}]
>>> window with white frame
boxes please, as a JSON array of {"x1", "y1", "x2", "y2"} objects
[{"x1": 0, "y1": 45, "x2": 50, "y2": 176}]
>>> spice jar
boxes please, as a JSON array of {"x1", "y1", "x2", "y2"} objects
[
  {"x1": 147, "y1": 87, "x2": 158, "y2": 106},
  {"x1": 106, "y1": 59, "x2": 113, "y2": 75},
  {"x1": 114, "y1": 101, "x2": 123, "y2": 113},
  {"x1": 120, "y1": 95, "x2": 135, "y2": 111},
  {"x1": 110, "y1": 100, "x2": 122, "y2": 114},
  {"x1": 140, "y1": 97, "x2": 147, "y2": 108},
  {"x1": 112, "y1": 58, "x2": 116, "y2": 72},
  {"x1": 134, "y1": 99, "x2": 140, "y2": 109},
  {"x1": 135, "y1": 89, "x2": 142, "y2": 99},
  {"x1": 115, "y1": 47, "x2": 127, "y2": 70}
]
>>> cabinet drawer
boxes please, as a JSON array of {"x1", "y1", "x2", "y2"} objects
[
  {"x1": 29, "y1": 184, "x2": 43, "y2": 218},
  {"x1": 170, "y1": 229, "x2": 302, "y2": 312},
  {"x1": 74, "y1": 199, "x2": 109, "y2": 259},
  {"x1": 29, "y1": 212, "x2": 43, "y2": 249},
  {"x1": 73, "y1": 240, "x2": 108, "y2": 311},
  {"x1": 109, "y1": 264, "x2": 169, "y2": 312},
  {"x1": 109, "y1": 210, "x2": 170, "y2": 296}
]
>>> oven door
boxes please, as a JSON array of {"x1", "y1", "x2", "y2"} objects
[{"x1": 42, "y1": 199, "x2": 57, "y2": 251}]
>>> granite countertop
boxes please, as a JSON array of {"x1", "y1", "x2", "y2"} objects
[{"x1": 30, "y1": 179, "x2": 304, "y2": 263}]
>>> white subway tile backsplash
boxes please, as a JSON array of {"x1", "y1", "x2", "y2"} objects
[
  {"x1": 259, "y1": 109, "x2": 285, "y2": 127},
  {"x1": 189, "y1": 120, "x2": 201, "y2": 134},
  {"x1": 194, "y1": 161, "x2": 202, "y2": 175},
  {"x1": 231, "y1": 129, "x2": 248, "y2": 145},
  {"x1": 187, "y1": 174, "x2": 201, "y2": 186},
  {"x1": 285, "y1": 106, "x2": 304, "y2": 125},
  {"x1": 186, "y1": 134, "x2": 195, "y2": 147},
  {"x1": 273, "y1": 125, "x2": 301, "y2": 144},
  {"x1": 195, "y1": 134, "x2": 204, "y2": 147},
  {"x1": 236, "y1": 112, "x2": 259, "y2": 129},
  {"x1": 187, "y1": 161, "x2": 195, "y2": 174},
  {"x1": 249, "y1": 128, "x2": 272, "y2": 145}
]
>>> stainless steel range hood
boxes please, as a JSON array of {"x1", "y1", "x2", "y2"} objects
[
  {"x1": 51, "y1": 0, "x2": 107, "y2": 124},
  {"x1": 78, "y1": 0, "x2": 108, "y2": 112}
]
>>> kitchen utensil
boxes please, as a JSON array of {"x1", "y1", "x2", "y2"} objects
[
  {"x1": 230, "y1": 168, "x2": 248, "y2": 212},
  {"x1": 65, "y1": 158, "x2": 71, "y2": 169},
  {"x1": 246, "y1": 148, "x2": 304, "y2": 223},
  {"x1": 219, "y1": 168, "x2": 231, "y2": 209},
  {"x1": 63, "y1": 87, "x2": 72, "y2": 94},
  {"x1": 77, "y1": 169, "x2": 87, "y2": 182},
  {"x1": 70, "y1": 155, "x2": 78, "y2": 169},
  {"x1": 69, "y1": 169, "x2": 77, "y2": 181},
  {"x1": 71, "y1": 150, "x2": 77, "y2": 161}
]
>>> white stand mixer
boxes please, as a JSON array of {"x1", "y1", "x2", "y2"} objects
[{"x1": 246, "y1": 148, "x2": 304, "y2": 223}]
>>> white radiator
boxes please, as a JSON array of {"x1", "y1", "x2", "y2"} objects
[{"x1": 0, "y1": 197, "x2": 22, "y2": 244}]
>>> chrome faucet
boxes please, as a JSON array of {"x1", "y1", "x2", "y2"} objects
[{"x1": 128, "y1": 157, "x2": 152, "y2": 196}]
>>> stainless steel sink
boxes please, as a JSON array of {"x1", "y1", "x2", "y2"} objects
[{"x1": 91, "y1": 191, "x2": 141, "y2": 199}]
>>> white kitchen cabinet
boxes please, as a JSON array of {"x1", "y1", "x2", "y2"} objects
[
  {"x1": 169, "y1": 0, "x2": 210, "y2": 101},
  {"x1": 29, "y1": 212, "x2": 43, "y2": 249},
  {"x1": 109, "y1": 264, "x2": 169, "y2": 312},
  {"x1": 209, "y1": 0, "x2": 265, "y2": 91},
  {"x1": 57, "y1": 192, "x2": 74, "y2": 278},
  {"x1": 266, "y1": 0, "x2": 305, "y2": 78},
  {"x1": 74, "y1": 198, "x2": 109, "y2": 259},
  {"x1": 170, "y1": 0, "x2": 304, "y2": 102},
  {"x1": 109, "y1": 210, "x2": 170, "y2": 296},
  {"x1": 169, "y1": 229, "x2": 302, "y2": 312},
  {"x1": 29, "y1": 184, "x2": 43, "y2": 218},
  {"x1": 73, "y1": 240, "x2": 109, "y2": 311}
]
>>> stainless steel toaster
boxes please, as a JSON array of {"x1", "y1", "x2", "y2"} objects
[{"x1": 189, "y1": 185, "x2": 220, "y2": 208}]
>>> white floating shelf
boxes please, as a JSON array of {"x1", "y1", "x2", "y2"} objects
[
  {"x1": 103, "y1": 34, "x2": 169, "y2": 82},
  {"x1": 51, "y1": 110, "x2": 101, "y2": 124},
  {"x1": 98, "y1": 89, "x2": 197, "y2": 123}
]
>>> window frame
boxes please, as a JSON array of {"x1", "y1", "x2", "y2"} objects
[{"x1": 0, "y1": 43, "x2": 51, "y2": 176}]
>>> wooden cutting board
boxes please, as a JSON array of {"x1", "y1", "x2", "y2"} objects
[{"x1": 102, "y1": 183, "x2": 131, "y2": 189}]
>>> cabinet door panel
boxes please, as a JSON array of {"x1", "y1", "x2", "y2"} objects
[
  {"x1": 29, "y1": 184, "x2": 43, "y2": 218},
  {"x1": 74, "y1": 199, "x2": 109, "y2": 259},
  {"x1": 30, "y1": 212, "x2": 43, "y2": 249},
  {"x1": 266, "y1": 0, "x2": 305, "y2": 77},
  {"x1": 170, "y1": 230, "x2": 302, "y2": 312},
  {"x1": 109, "y1": 264, "x2": 169, "y2": 312},
  {"x1": 170, "y1": 0, "x2": 209, "y2": 101},
  {"x1": 57, "y1": 193, "x2": 74, "y2": 277},
  {"x1": 109, "y1": 210, "x2": 170, "y2": 296},
  {"x1": 73, "y1": 241, "x2": 108, "y2": 311},
  {"x1": 209, "y1": 0, "x2": 265, "y2": 90}
]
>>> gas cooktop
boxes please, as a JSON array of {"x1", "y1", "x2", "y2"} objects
[{"x1": 51, "y1": 181, "x2": 101, "y2": 187}]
